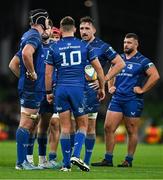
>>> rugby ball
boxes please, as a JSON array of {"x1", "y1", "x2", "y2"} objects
[{"x1": 85, "y1": 64, "x2": 97, "y2": 81}]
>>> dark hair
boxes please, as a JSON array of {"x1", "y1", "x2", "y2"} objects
[
  {"x1": 80, "y1": 16, "x2": 94, "y2": 25},
  {"x1": 60, "y1": 16, "x2": 75, "y2": 31},
  {"x1": 125, "y1": 33, "x2": 139, "y2": 41},
  {"x1": 29, "y1": 9, "x2": 49, "y2": 29}
]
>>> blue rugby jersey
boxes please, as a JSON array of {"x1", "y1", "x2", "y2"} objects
[
  {"x1": 112, "y1": 52, "x2": 154, "y2": 101},
  {"x1": 16, "y1": 28, "x2": 45, "y2": 92},
  {"x1": 88, "y1": 37, "x2": 118, "y2": 68},
  {"x1": 42, "y1": 40, "x2": 57, "y2": 86},
  {"x1": 45, "y1": 36, "x2": 98, "y2": 87}
]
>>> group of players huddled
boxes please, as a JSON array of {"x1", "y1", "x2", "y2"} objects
[{"x1": 9, "y1": 9, "x2": 159, "y2": 171}]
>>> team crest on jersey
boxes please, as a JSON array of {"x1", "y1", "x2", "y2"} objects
[
  {"x1": 78, "y1": 107, "x2": 84, "y2": 113},
  {"x1": 20, "y1": 99, "x2": 24, "y2": 105},
  {"x1": 127, "y1": 64, "x2": 133, "y2": 70}
]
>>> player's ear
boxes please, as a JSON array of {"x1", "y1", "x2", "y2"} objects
[
  {"x1": 73, "y1": 27, "x2": 76, "y2": 33},
  {"x1": 60, "y1": 27, "x2": 63, "y2": 34},
  {"x1": 135, "y1": 40, "x2": 139, "y2": 47},
  {"x1": 93, "y1": 26, "x2": 96, "y2": 34}
]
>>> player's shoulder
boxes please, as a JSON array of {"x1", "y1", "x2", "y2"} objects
[
  {"x1": 22, "y1": 28, "x2": 41, "y2": 42},
  {"x1": 92, "y1": 37, "x2": 110, "y2": 49},
  {"x1": 136, "y1": 52, "x2": 151, "y2": 63}
]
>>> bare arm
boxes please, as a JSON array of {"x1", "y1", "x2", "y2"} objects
[
  {"x1": 22, "y1": 44, "x2": 37, "y2": 80},
  {"x1": 9, "y1": 55, "x2": 20, "y2": 78},
  {"x1": 91, "y1": 58, "x2": 105, "y2": 90},
  {"x1": 107, "y1": 66, "x2": 116, "y2": 94},
  {"x1": 105, "y1": 54, "x2": 125, "y2": 81},
  {"x1": 134, "y1": 66, "x2": 160, "y2": 94},
  {"x1": 91, "y1": 58, "x2": 105, "y2": 100},
  {"x1": 45, "y1": 64, "x2": 54, "y2": 104}
]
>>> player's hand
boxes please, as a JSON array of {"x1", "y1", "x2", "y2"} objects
[
  {"x1": 108, "y1": 86, "x2": 116, "y2": 94},
  {"x1": 46, "y1": 93, "x2": 53, "y2": 104},
  {"x1": 97, "y1": 88, "x2": 105, "y2": 101},
  {"x1": 26, "y1": 71, "x2": 37, "y2": 81},
  {"x1": 89, "y1": 80, "x2": 99, "y2": 90},
  {"x1": 133, "y1": 86, "x2": 144, "y2": 94}
]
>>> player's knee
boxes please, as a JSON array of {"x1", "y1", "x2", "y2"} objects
[
  {"x1": 50, "y1": 123, "x2": 60, "y2": 131},
  {"x1": 104, "y1": 123, "x2": 115, "y2": 134}
]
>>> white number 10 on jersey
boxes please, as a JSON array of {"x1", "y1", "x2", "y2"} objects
[{"x1": 60, "y1": 51, "x2": 81, "y2": 66}]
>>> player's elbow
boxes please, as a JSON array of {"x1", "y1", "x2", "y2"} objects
[
  {"x1": 9, "y1": 56, "x2": 17, "y2": 71},
  {"x1": 8, "y1": 61, "x2": 13, "y2": 70},
  {"x1": 154, "y1": 72, "x2": 160, "y2": 83}
]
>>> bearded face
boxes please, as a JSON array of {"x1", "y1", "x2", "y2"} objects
[
  {"x1": 124, "y1": 47, "x2": 134, "y2": 54},
  {"x1": 42, "y1": 32, "x2": 49, "y2": 41},
  {"x1": 123, "y1": 38, "x2": 138, "y2": 55}
]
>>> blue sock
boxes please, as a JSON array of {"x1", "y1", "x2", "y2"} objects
[
  {"x1": 37, "y1": 133, "x2": 47, "y2": 156},
  {"x1": 84, "y1": 133, "x2": 96, "y2": 165},
  {"x1": 27, "y1": 134, "x2": 36, "y2": 155},
  {"x1": 49, "y1": 152, "x2": 57, "y2": 161},
  {"x1": 73, "y1": 129, "x2": 86, "y2": 158},
  {"x1": 125, "y1": 155, "x2": 133, "y2": 164},
  {"x1": 70, "y1": 133, "x2": 75, "y2": 156},
  {"x1": 16, "y1": 127, "x2": 30, "y2": 165},
  {"x1": 60, "y1": 133, "x2": 71, "y2": 168},
  {"x1": 105, "y1": 153, "x2": 113, "y2": 163}
]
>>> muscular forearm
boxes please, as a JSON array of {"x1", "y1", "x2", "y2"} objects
[
  {"x1": 91, "y1": 58, "x2": 105, "y2": 90},
  {"x1": 105, "y1": 55, "x2": 125, "y2": 81},
  {"x1": 22, "y1": 45, "x2": 36, "y2": 74},
  {"x1": 142, "y1": 74, "x2": 159, "y2": 93},
  {"x1": 45, "y1": 65, "x2": 53, "y2": 92},
  {"x1": 23, "y1": 53, "x2": 35, "y2": 73},
  {"x1": 9, "y1": 55, "x2": 20, "y2": 78}
]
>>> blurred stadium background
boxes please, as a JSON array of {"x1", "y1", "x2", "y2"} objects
[{"x1": 0, "y1": 0, "x2": 163, "y2": 144}]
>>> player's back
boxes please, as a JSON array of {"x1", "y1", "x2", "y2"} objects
[{"x1": 48, "y1": 37, "x2": 93, "y2": 87}]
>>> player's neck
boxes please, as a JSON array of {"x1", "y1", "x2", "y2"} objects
[
  {"x1": 62, "y1": 32, "x2": 74, "y2": 38},
  {"x1": 125, "y1": 50, "x2": 138, "y2": 59},
  {"x1": 88, "y1": 36, "x2": 95, "y2": 43}
]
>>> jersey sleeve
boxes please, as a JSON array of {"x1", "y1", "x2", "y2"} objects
[
  {"x1": 141, "y1": 57, "x2": 154, "y2": 72},
  {"x1": 15, "y1": 50, "x2": 21, "y2": 59},
  {"x1": 87, "y1": 44, "x2": 98, "y2": 62},
  {"x1": 104, "y1": 43, "x2": 118, "y2": 61},
  {"x1": 25, "y1": 35, "x2": 41, "y2": 49}
]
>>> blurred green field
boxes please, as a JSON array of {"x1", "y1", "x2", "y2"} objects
[{"x1": 0, "y1": 141, "x2": 163, "y2": 179}]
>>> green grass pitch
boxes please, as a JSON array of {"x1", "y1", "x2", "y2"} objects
[{"x1": 0, "y1": 141, "x2": 163, "y2": 179}]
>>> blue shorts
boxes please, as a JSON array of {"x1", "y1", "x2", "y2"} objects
[
  {"x1": 84, "y1": 83, "x2": 100, "y2": 113},
  {"x1": 18, "y1": 90, "x2": 44, "y2": 109},
  {"x1": 55, "y1": 86, "x2": 85, "y2": 117},
  {"x1": 108, "y1": 98, "x2": 144, "y2": 117}
]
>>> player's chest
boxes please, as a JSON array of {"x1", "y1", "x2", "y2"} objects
[{"x1": 122, "y1": 61, "x2": 142, "y2": 76}]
